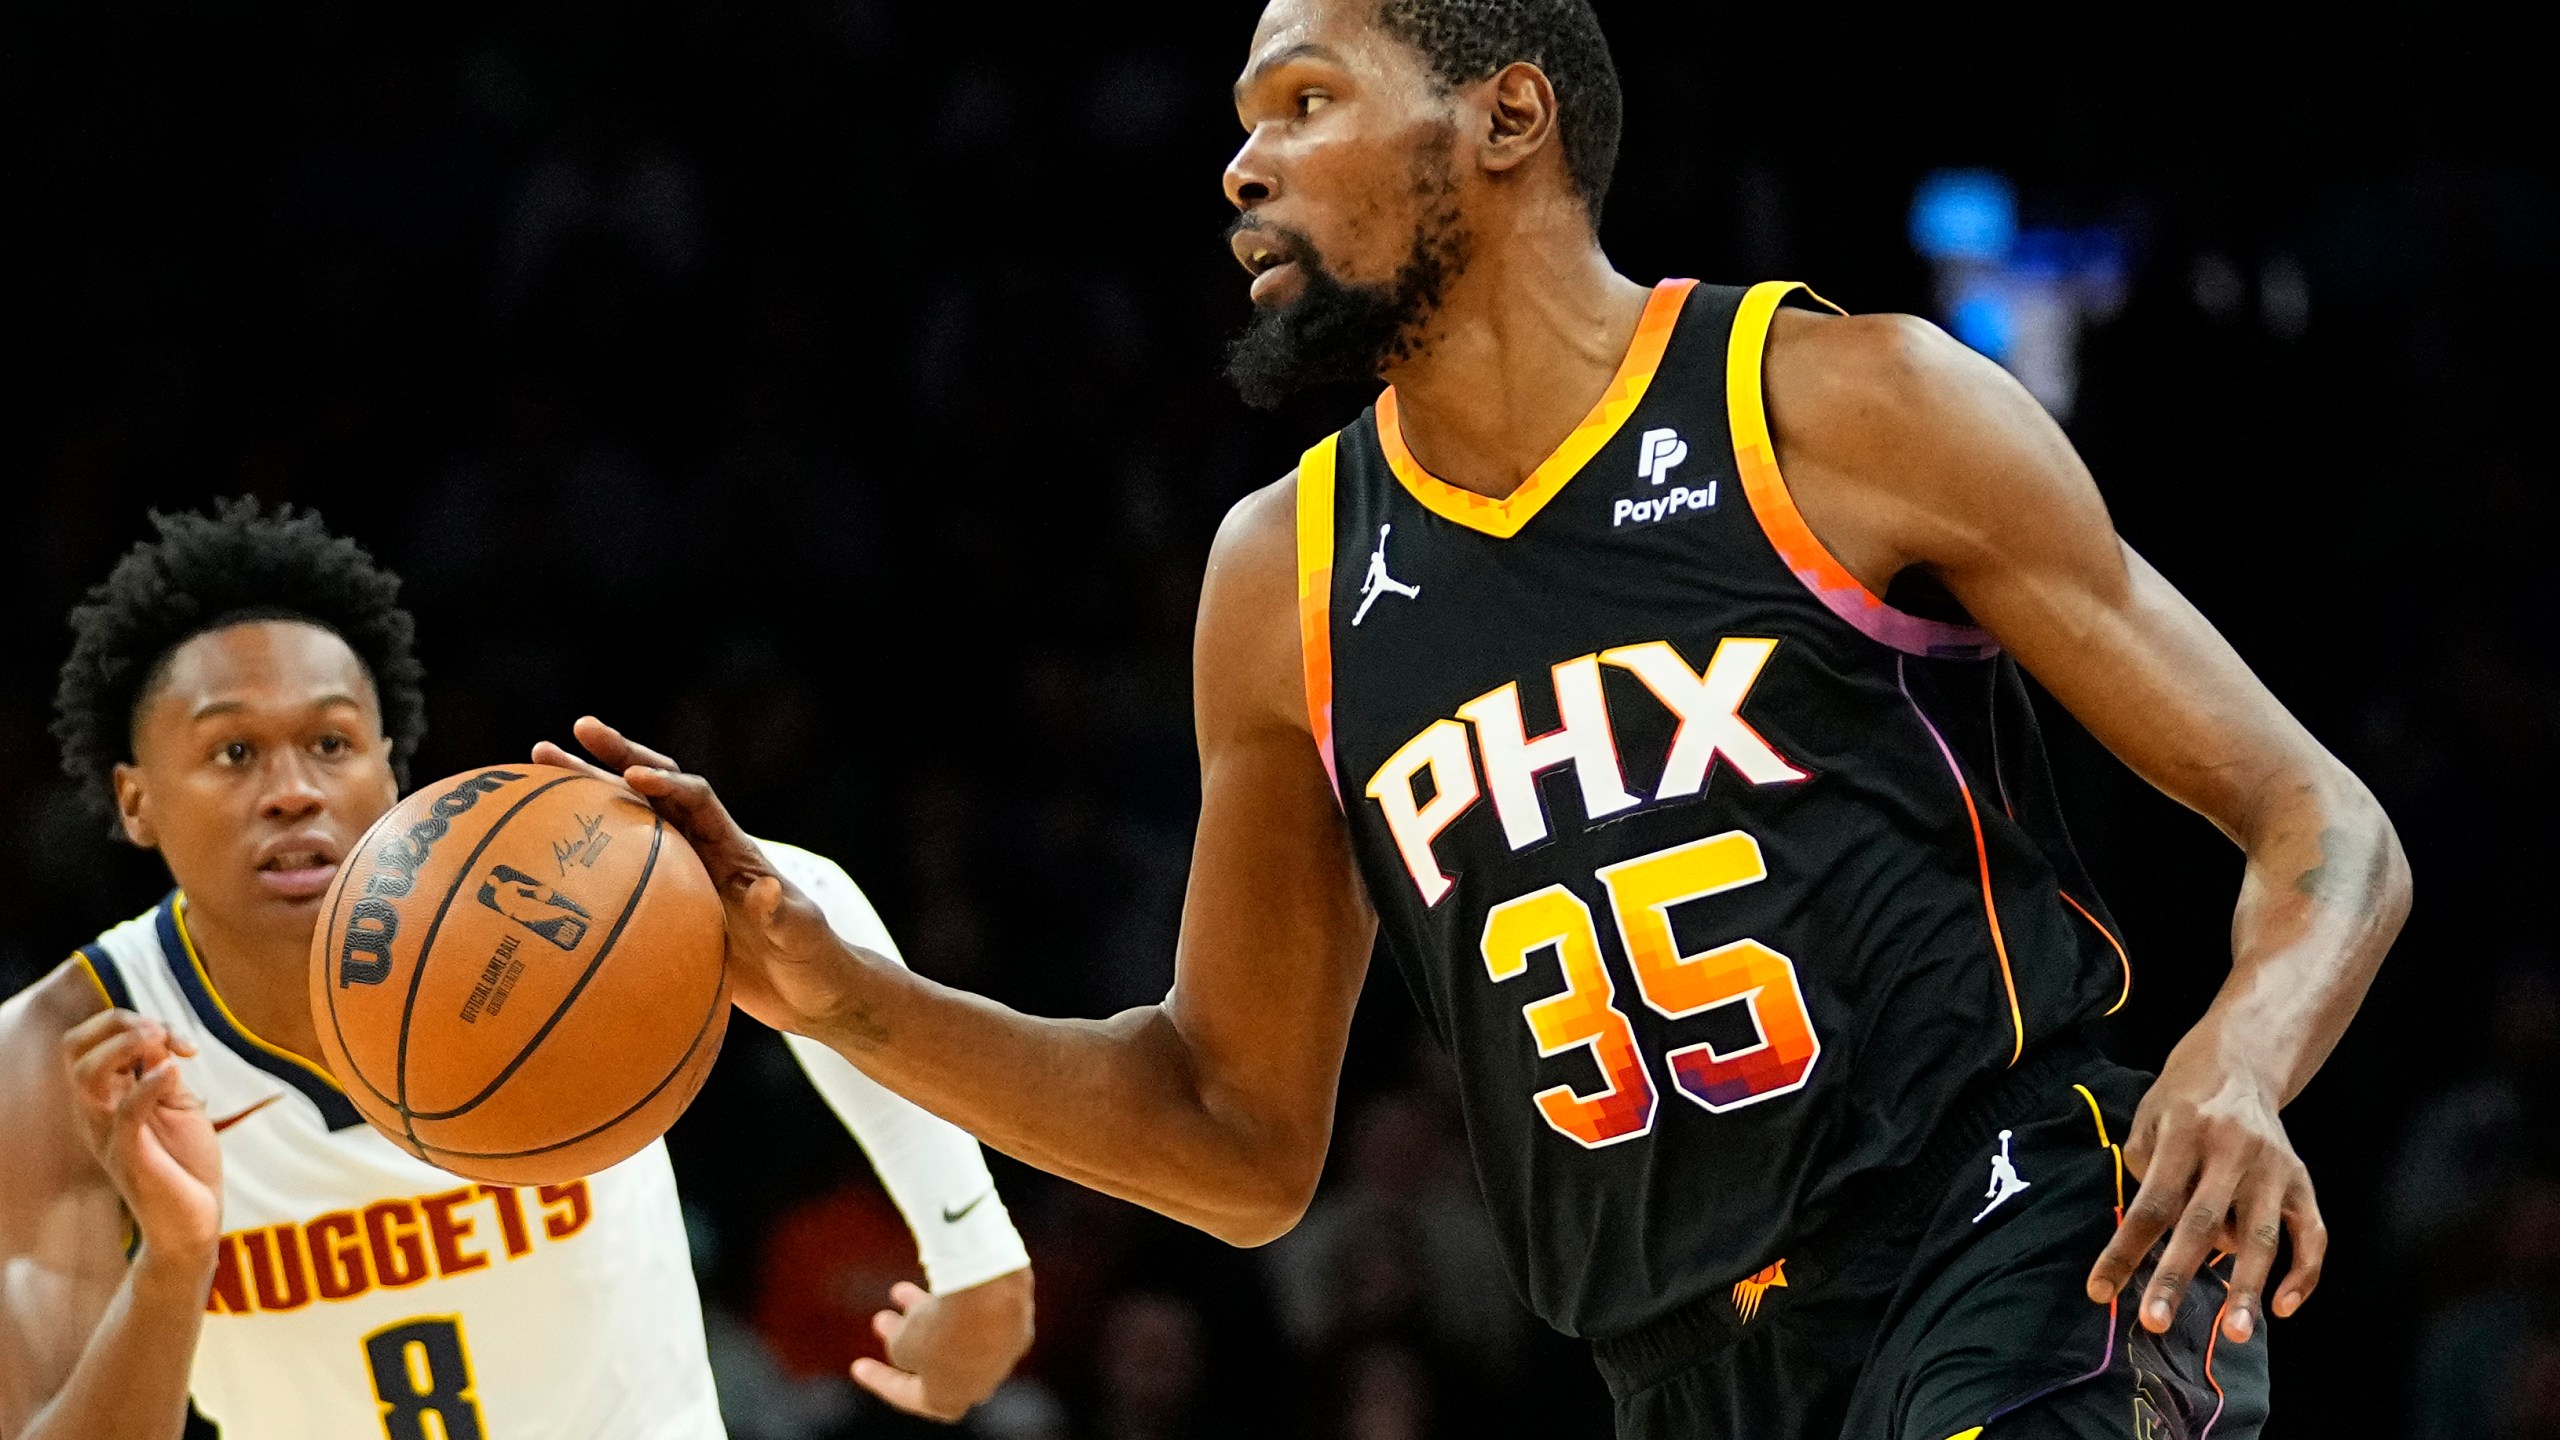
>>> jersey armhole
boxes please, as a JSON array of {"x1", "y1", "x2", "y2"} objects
[
  {"x1": 1294, "y1": 435, "x2": 1343, "y2": 805},
  {"x1": 74, "y1": 945, "x2": 132, "y2": 1012},
  {"x1": 1725, "y1": 281, "x2": 2001, "y2": 661}
]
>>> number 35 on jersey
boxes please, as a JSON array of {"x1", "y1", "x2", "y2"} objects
[{"x1": 1364, "y1": 636, "x2": 1820, "y2": 1149}]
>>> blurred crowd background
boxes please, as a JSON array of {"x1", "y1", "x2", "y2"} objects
[{"x1": 4, "y1": 3, "x2": 2550, "y2": 1437}]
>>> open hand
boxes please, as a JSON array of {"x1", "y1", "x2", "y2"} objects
[
  {"x1": 62, "y1": 1010, "x2": 222, "y2": 1257},
  {"x1": 853, "y1": 1270, "x2": 1036, "y2": 1422},
  {"x1": 532, "y1": 717, "x2": 881, "y2": 1040},
  {"x1": 2085, "y1": 1043, "x2": 2325, "y2": 1346}
]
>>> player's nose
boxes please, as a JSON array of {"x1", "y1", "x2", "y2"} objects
[
  {"x1": 1224, "y1": 128, "x2": 1279, "y2": 212},
  {"x1": 258, "y1": 754, "x2": 327, "y2": 820}
]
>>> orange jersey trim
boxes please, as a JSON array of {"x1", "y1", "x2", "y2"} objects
[
  {"x1": 2059, "y1": 889, "x2": 2132, "y2": 1017},
  {"x1": 1896, "y1": 661, "x2": 2025, "y2": 1065},
  {"x1": 1726, "y1": 281, "x2": 2000, "y2": 660},
  {"x1": 1374, "y1": 279, "x2": 1697, "y2": 539},
  {"x1": 1294, "y1": 435, "x2": 1342, "y2": 800}
]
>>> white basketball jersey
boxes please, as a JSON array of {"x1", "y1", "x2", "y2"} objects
[{"x1": 80, "y1": 894, "x2": 726, "y2": 1440}]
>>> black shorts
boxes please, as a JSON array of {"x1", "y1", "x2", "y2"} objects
[{"x1": 1593, "y1": 1044, "x2": 2270, "y2": 1440}]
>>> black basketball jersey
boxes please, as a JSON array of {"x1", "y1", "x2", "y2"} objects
[{"x1": 1295, "y1": 279, "x2": 2130, "y2": 1338}]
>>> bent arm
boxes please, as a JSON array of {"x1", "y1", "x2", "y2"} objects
[
  {"x1": 1768, "y1": 312, "x2": 2410, "y2": 1100},
  {"x1": 716, "y1": 479, "x2": 1375, "y2": 1245},
  {"x1": 0, "y1": 973, "x2": 208, "y2": 1440},
  {"x1": 759, "y1": 841, "x2": 1031, "y2": 1290}
]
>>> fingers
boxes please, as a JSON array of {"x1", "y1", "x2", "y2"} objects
[
  {"x1": 2218, "y1": 1169, "x2": 2289, "y2": 1343},
  {"x1": 597, "y1": 751, "x2": 753, "y2": 857},
  {"x1": 889, "y1": 1281, "x2": 930, "y2": 1313},
  {"x1": 2271, "y1": 1174, "x2": 2328, "y2": 1318},
  {"x1": 2140, "y1": 1160, "x2": 2241, "y2": 1335},
  {"x1": 65, "y1": 1013, "x2": 177, "y2": 1107},
  {"x1": 572, "y1": 716, "x2": 681, "y2": 775},
  {"x1": 872, "y1": 1307, "x2": 907, "y2": 1345},
  {"x1": 530, "y1": 740, "x2": 629, "y2": 791},
  {"x1": 114, "y1": 1058, "x2": 185, "y2": 1132},
  {"x1": 541, "y1": 719, "x2": 766, "y2": 872},
  {"x1": 851, "y1": 1359, "x2": 953, "y2": 1421},
  {"x1": 2087, "y1": 1120, "x2": 2198, "y2": 1304}
]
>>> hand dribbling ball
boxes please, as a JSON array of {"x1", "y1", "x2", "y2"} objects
[{"x1": 308, "y1": 765, "x2": 727, "y2": 1183}]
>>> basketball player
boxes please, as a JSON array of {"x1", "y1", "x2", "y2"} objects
[
  {"x1": 0, "y1": 502, "x2": 1034, "y2": 1438},
  {"x1": 547, "y1": 0, "x2": 2411, "y2": 1435}
]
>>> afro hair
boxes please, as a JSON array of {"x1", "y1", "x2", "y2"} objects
[{"x1": 52, "y1": 498, "x2": 428, "y2": 818}]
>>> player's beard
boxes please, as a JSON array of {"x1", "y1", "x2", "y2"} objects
[{"x1": 1225, "y1": 135, "x2": 1471, "y2": 412}]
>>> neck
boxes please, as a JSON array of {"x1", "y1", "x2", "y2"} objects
[
  {"x1": 180, "y1": 897, "x2": 330, "y2": 1069},
  {"x1": 1379, "y1": 226, "x2": 1651, "y2": 500}
]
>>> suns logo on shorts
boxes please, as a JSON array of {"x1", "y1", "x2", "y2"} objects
[{"x1": 1730, "y1": 1258, "x2": 1788, "y2": 1323}]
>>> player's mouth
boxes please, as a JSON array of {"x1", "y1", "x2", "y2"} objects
[
  {"x1": 255, "y1": 835, "x2": 343, "y2": 901},
  {"x1": 1231, "y1": 228, "x2": 1306, "y2": 307}
]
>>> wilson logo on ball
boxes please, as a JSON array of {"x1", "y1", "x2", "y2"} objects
[
  {"x1": 337, "y1": 769, "x2": 526, "y2": 988},
  {"x1": 476, "y1": 864, "x2": 593, "y2": 951}
]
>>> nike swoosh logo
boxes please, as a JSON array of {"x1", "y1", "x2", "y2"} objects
[
  {"x1": 941, "y1": 1192, "x2": 989, "y2": 1225},
  {"x1": 210, "y1": 1095, "x2": 282, "y2": 1133}
]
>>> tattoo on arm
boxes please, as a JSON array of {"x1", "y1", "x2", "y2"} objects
[{"x1": 833, "y1": 1004, "x2": 891, "y2": 1050}]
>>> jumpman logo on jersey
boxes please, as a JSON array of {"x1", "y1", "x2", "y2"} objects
[
  {"x1": 1352, "y1": 524, "x2": 1421, "y2": 626},
  {"x1": 1973, "y1": 1129, "x2": 2032, "y2": 1222}
]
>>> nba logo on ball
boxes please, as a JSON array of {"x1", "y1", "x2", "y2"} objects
[
  {"x1": 477, "y1": 864, "x2": 593, "y2": 951},
  {"x1": 308, "y1": 764, "x2": 730, "y2": 1183}
]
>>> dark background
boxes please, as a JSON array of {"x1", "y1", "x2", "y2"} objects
[{"x1": 4, "y1": 3, "x2": 2552, "y2": 1437}]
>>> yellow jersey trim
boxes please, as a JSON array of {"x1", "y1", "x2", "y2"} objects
[
  {"x1": 170, "y1": 893, "x2": 346, "y2": 1092},
  {"x1": 1294, "y1": 435, "x2": 1342, "y2": 800},
  {"x1": 70, "y1": 951, "x2": 116, "y2": 1010},
  {"x1": 1374, "y1": 278, "x2": 1697, "y2": 539},
  {"x1": 2074, "y1": 1081, "x2": 2127, "y2": 1213},
  {"x1": 1726, "y1": 281, "x2": 1999, "y2": 660}
]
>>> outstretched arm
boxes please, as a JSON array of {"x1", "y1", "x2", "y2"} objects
[
  {"x1": 539, "y1": 476, "x2": 1377, "y2": 1247},
  {"x1": 757, "y1": 840, "x2": 1033, "y2": 1421},
  {"x1": 0, "y1": 970, "x2": 223, "y2": 1440},
  {"x1": 1766, "y1": 309, "x2": 2410, "y2": 1347}
]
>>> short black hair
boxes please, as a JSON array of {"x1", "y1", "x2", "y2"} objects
[
  {"x1": 1376, "y1": 0, "x2": 1623, "y2": 225},
  {"x1": 52, "y1": 498, "x2": 428, "y2": 818}
]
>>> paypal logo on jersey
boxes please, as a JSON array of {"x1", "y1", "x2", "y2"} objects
[
  {"x1": 1637, "y1": 427, "x2": 1689, "y2": 482},
  {"x1": 1615, "y1": 427, "x2": 1716, "y2": 528}
]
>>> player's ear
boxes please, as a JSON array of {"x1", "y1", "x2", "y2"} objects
[
  {"x1": 112, "y1": 762, "x2": 157, "y2": 849},
  {"x1": 1477, "y1": 60, "x2": 1558, "y2": 178}
]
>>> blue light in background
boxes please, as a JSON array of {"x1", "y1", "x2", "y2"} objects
[
  {"x1": 1909, "y1": 169, "x2": 2017, "y2": 264},
  {"x1": 1946, "y1": 291, "x2": 2015, "y2": 362}
]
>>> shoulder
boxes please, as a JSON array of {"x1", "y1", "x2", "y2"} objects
[
  {"x1": 0, "y1": 961, "x2": 109, "y2": 1078},
  {"x1": 1208, "y1": 469, "x2": 1299, "y2": 582},
  {"x1": 1761, "y1": 305, "x2": 2108, "y2": 579},
  {"x1": 1196, "y1": 470, "x2": 1311, "y2": 740},
  {"x1": 1764, "y1": 306, "x2": 2023, "y2": 440},
  {"x1": 0, "y1": 962, "x2": 109, "y2": 1183}
]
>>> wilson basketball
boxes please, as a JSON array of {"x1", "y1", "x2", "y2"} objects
[{"x1": 307, "y1": 764, "x2": 729, "y2": 1184}]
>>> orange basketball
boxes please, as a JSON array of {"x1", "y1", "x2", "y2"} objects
[{"x1": 307, "y1": 764, "x2": 729, "y2": 1184}]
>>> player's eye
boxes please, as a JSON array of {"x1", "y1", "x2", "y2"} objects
[
  {"x1": 315, "y1": 733, "x2": 349, "y2": 757},
  {"x1": 219, "y1": 741, "x2": 253, "y2": 766},
  {"x1": 1295, "y1": 90, "x2": 1331, "y2": 118}
]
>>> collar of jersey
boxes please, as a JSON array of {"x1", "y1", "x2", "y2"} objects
[
  {"x1": 1375, "y1": 277, "x2": 1696, "y2": 540},
  {"x1": 162, "y1": 891, "x2": 367, "y2": 1130}
]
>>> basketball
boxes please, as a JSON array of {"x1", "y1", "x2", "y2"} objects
[{"x1": 306, "y1": 764, "x2": 729, "y2": 1185}]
